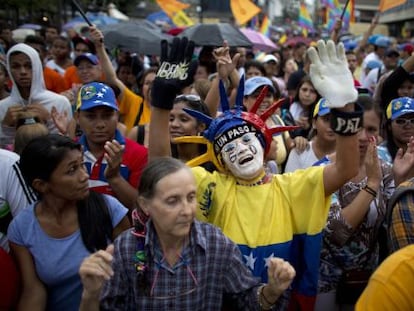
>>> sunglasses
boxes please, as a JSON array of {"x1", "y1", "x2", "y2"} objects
[
  {"x1": 394, "y1": 118, "x2": 414, "y2": 126},
  {"x1": 175, "y1": 94, "x2": 201, "y2": 103}
]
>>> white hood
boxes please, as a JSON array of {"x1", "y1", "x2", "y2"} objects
[{"x1": 6, "y1": 43, "x2": 46, "y2": 105}]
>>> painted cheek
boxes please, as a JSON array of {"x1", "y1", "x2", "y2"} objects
[{"x1": 249, "y1": 145, "x2": 257, "y2": 154}]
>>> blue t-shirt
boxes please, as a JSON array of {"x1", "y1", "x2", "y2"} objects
[{"x1": 7, "y1": 194, "x2": 128, "y2": 311}]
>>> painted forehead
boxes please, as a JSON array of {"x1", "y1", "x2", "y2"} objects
[{"x1": 214, "y1": 123, "x2": 258, "y2": 154}]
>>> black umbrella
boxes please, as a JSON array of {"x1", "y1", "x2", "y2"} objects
[
  {"x1": 100, "y1": 21, "x2": 172, "y2": 55},
  {"x1": 177, "y1": 23, "x2": 252, "y2": 47}
]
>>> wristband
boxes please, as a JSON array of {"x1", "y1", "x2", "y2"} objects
[{"x1": 330, "y1": 104, "x2": 363, "y2": 136}]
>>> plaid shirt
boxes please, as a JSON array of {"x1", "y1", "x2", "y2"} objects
[
  {"x1": 390, "y1": 180, "x2": 414, "y2": 252},
  {"x1": 101, "y1": 220, "x2": 266, "y2": 310}
]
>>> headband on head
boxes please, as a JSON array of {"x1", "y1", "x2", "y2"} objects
[{"x1": 175, "y1": 76, "x2": 298, "y2": 171}]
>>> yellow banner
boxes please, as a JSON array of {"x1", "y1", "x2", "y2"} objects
[
  {"x1": 379, "y1": 0, "x2": 407, "y2": 12},
  {"x1": 156, "y1": 0, "x2": 190, "y2": 18},
  {"x1": 172, "y1": 10, "x2": 194, "y2": 27},
  {"x1": 230, "y1": 0, "x2": 261, "y2": 26}
]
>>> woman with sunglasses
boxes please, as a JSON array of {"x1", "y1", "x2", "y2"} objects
[
  {"x1": 377, "y1": 97, "x2": 414, "y2": 165},
  {"x1": 78, "y1": 157, "x2": 295, "y2": 310}
]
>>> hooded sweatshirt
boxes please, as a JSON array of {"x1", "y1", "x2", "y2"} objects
[{"x1": 0, "y1": 44, "x2": 72, "y2": 145}]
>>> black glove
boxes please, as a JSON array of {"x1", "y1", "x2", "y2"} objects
[{"x1": 151, "y1": 37, "x2": 197, "y2": 110}]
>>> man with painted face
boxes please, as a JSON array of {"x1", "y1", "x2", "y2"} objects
[{"x1": 148, "y1": 38, "x2": 361, "y2": 311}]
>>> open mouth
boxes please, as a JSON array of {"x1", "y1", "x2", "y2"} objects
[{"x1": 239, "y1": 155, "x2": 254, "y2": 165}]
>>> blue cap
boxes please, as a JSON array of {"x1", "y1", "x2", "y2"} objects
[
  {"x1": 366, "y1": 60, "x2": 382, "y2": 70},
  {"x1": 244, "y1": 76, "x2": 275, "y2": 96},
  {"x1": 386, "y1": 97, "x2": 414, "y2": 120},
  {"x1": 374, "y1": 36, "x2": 391, "y2": 48},
  {"x1": 74, "y1": 53, "x2": 99, "y2": 66},
  {"x1": 313, "y1": 98, "x2": 330, "y2": 117},
  {"x1": 344, "y1": 40, "x2": 357, "y2": 51},
  {"x1": 368, "y1": 34, "x2": 382, "y2": 45},
  {"x1": 76, "y1": 82, "x2": 118, "y2": 111}
]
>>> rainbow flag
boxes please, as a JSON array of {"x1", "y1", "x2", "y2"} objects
[
  {"x1": 260, "y1": 15, "x2": 271, "y2": 37},
  {"x1": 298, "y1": 3, "x2": 314, "y2": 35},
  {"x1": 324, "y1": 0, "x2": 341, "y2": 32},
  {"x1": 342, "y1": 0, "x2": 355, "y2": 30}
]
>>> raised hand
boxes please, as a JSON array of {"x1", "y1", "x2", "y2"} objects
[
  {"x1": 103, "y1": 140, "x2": 124, "y2": 180},
  {"x1": 307, "y1": 40, "x2": 358, "y2": 107},
  {"x1": 393, "y1": 136, "x2": 414, "y2": 185},
  {"x1": 51, "y1": 106, "x2": 69, "y2": 135},
  {"x1": 213, "y1": 40, "x2": 240, "y2": 80},
  {"x1": 263, "y1": 257, "x2": 296, "y2": 304},
  {"x1": 364, "y1": 137, "x2": 381, "y2": 189},
  {"x1": 79, "y1": 245, "x2": 114, "y2": 296},
  {"x1": 151, "y1": 37, "x2": 197, "y2": 110}
]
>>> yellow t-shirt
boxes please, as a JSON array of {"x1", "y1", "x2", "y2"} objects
[
  {"x1": 356, "y1": 244, "x2": 414, "y2": 311},
  {"x1": 118, "y1": 88, "x2": 150, "y2": 131},
  {"x1": 192, "y1": 165, "x2": 330, "y2": 295}
]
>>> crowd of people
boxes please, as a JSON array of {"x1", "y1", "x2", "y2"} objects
[{"x1": 1, "y1": 16, "x2": 414, "y2": 310}]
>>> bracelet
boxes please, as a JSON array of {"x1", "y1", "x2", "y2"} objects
[
  {"x1": 257, "y1": 285, "x2": 275, "y2": 310},
  {"x1": 362, "y1": 185, "x2": 377, "y2": 197},
  {"x1": 330, "y1": 104, "x2": 363, "y2": 136}
]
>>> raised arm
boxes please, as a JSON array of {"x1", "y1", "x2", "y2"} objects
[
  {"x1": 204, "y1": 41, "x2": 240, "y2": 117},
  {"x1": 308, "y1": 40, "x2": 360, "y2": 195},
  {"x1": 148, "y1": 38, "x2": 197, "y2": 161},
  {"x1": 88, "y1": 26, "x2": 125, "y2": 95}
]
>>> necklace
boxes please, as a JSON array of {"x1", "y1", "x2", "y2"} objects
[{"x1": 236, "y1": 172, "x2": 272, "y2": 187}]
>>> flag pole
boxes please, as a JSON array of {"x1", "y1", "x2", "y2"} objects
[
  {"x1": 340, "y1": 0, "x2": 351, "y2": 20},
  {"x1": 71, "y1": 0, "x2": 93, "y2": 26}
]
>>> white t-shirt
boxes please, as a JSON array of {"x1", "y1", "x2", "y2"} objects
[{"x1": 284, "y1": 141, "x2": 319, "y2": 173}]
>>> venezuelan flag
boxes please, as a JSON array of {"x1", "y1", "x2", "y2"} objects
[
  {"x1": 260, "y1": 15, "x2": 271, "y2": 37},
  {"x1": 298, "y1": 3, "x2": 314, "y2": 35}
]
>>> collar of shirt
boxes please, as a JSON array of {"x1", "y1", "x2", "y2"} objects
[
  {"x1": 79, "y1": 129, "x2": 125, "y2": 152},
  {"x1": 144, "y1": 220, "x2": 207, "y2": 264}
]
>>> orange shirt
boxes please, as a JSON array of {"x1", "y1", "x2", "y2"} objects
[
  {"x1": 63, "y1": 65, "x2": 82, "y2": 90},
  {"x1": 43, "y1": 67, "x2": 67, "y2": 94}
]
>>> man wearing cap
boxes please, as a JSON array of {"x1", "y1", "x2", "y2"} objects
[
  {"x1": 76, "y1": 81, "x2": 147, "y2": 211},
  {"x1": 0, "y1": 43, "x2": 72, "y2": 146},
  {"x1": 398, "y1": 43, "x2": 414, "y2": 64},
  {"x1": 63, "y1": 35, "x2": 96, "y2": 90},
  {"x1": 261, "y1": 54, "x2": 286, "y2": 97},
  {"x1": 362, "y1": 48, "x2": 399, "y2": 94},
  {"x1": 88, "y1": 26, "x2": 146, "y2": 132},
  {"x1": 380, "y1": 49, "x2": 414, "y2": 113},
  {"x1": 378, "y1": 97, "x2": 414, "y2": 165},
  {"x1": 285, "y1": 98, "x2": 335, "y2": 172},
  {"x1": 360, "y1": 36, "x2": 391, "y2": 83},
  {"x1": 149, "y1": 38, "x2": 362, "y2": 310}
]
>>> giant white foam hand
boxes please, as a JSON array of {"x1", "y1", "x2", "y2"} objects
[{"x1": 308, "y1": 40, "x2": 358, "y2": 108}]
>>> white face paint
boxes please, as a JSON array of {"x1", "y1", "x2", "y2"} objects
[{"x1": 220, "y1": 132, "x2": 265, "y2": 180}]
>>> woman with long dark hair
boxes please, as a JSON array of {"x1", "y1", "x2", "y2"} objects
[{"x1": 7, "y1": 134, "x2": 130, "y2": 311}]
